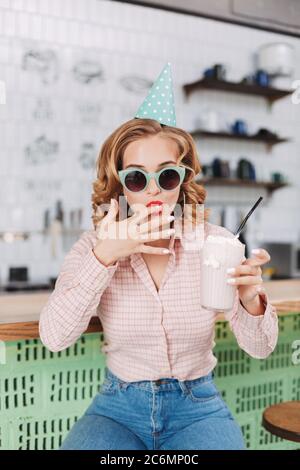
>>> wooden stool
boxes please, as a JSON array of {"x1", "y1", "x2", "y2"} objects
[{"x1": 262, "y1": 401, "x2": 300, "y2": 443}]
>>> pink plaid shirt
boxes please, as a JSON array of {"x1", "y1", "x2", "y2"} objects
[{"x1": 39, "y1": 221, "x2": 278, "y2": 382}]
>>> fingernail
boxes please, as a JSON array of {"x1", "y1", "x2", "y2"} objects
[
  {"x1": 163, "y1": 249, "x2": 170, "y2": 254},
  {"x1": 252, "y1": 249, "x2": 260, "y2": 254},
  {"x1": 227, "y1": 278, "x2": 235, "y2": 284},
  {"x1": 226, "y1": 268, "x2": 235, "y2": 274},
  {"x1": 168, "y1": 215, "x2": 175, "y2": 222}
]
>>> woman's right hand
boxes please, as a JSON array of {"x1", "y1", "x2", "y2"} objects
[{"x1": 93, "y1": 198, "x2": 175, "y2": 266}]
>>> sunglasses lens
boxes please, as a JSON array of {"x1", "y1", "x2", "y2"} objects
[
  {"x1": 124, "y1": 170, "x2": 147, "y2": 192},
  {"x1": 159, "y1": 168, "x2": 181, "y2": 190}
]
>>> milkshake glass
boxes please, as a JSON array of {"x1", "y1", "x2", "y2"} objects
[{"x1": 200, "y1": 234, "x2": 245, "y2": 311}]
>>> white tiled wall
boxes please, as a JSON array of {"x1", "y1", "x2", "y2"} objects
[{"x1": 0, "y1": 0, "x2": 300, "y2": 283}]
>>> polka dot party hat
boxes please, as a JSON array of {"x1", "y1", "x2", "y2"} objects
[{"x1": 134, "y1": 62, "x2": 176, "y2": 127}]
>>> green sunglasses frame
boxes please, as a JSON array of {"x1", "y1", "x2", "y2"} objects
[{"x1": 118, "y1": 166, "x2": 186, "y2": 193}]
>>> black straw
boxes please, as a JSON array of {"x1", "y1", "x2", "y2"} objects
[{"x1": 234, "y1": 196, "x2": 263, "y2": 237}]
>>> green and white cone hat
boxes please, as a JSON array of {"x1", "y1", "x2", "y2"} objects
[{"x1": 134, "y1": 62, "x2": 176, "y2": 127}]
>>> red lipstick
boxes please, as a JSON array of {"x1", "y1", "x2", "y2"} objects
[
  {"x1": 146, "y1": 200, "x2": 163, "y2": 213},
  {"x1": 146, "y1": 200, "x2": 163, "y2": 207}
]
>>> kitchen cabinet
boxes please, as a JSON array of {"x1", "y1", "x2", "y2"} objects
[{"x1": 128, "y1": 0, "x2": 300, "y2": 36}]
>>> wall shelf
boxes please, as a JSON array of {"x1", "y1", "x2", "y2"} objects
[
  {"x1": 190, "y1": 129, "x2": 290, "y2": 149},
  {"x1": 196, "y1": 177, "x2": 288, "y2": 194},
  {"x1": 183, "y1": 77, "x2": 293, "y2": 105}
]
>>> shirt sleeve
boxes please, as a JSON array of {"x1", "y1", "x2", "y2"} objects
[
  {"x1": 223, "y1": 288, "x2": 279, "y2": 359},
  {"x1": 39, "y1": 230, "x2": 119, "y2": 352}
]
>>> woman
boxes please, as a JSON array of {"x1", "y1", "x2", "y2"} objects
[{"x1": 39, "y1": 117, "x2": 278, "y2": 450}]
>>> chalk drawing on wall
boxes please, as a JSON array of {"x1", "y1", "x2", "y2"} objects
[
  {"x1": 22, "y1": 49, "x2": 59, "y2": 84},
  {"x1": 32, "y1": 98, "x2": 54, "y2": 121},
  {"x1": 78, "y1": 142, "x2": 96, "y2": 170},
  {"x1": 119, "y1": 75, "x2": 153, "y2": 94},
  {"x1": 24, "y1": 135, "x2": 59, "y2": 165},
  {"x1": 72, "y1": 60, "x2": 104, "y2": 84},
  {"x1": 77, "y1": 101, "x2": 102, "y2": 124}
]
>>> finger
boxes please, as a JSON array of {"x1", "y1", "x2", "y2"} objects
[
  {"x1": 227, "y1": 275, "x2": 263, "y2": 286},
  {"x1": 140, "y1": 228, "x2": 175, "y2": 241},
  {"x1": 227, "y1": 265, "x2": 261, "y2": 277},
  {"x1": 242, "y1": 256, "x2": 268, "y2": 268},
  {"x1": 137, "y1": 244, "x2": 170, "y2": 255},
  {"x1": 95, "y1": 217, "x2": 108, "y2": 238},
  {"x1": 95, "y1": 205, "x2": 107, "y2": 234},
  {"x1": 133, "y1": 204, "x2": 163, "y2": 224},
  {"x1": 106, "y1": 198, "x2": 119, "y2": 222},
  {"x1": 251, "y1": 248, "x2": 270, "y2": 258},
  {"x1": 138, "y1": 214, "x2": 174, "y2": 234},
  {"x1": 251, "y1": 248, "x2": 270, "y2": 262}
]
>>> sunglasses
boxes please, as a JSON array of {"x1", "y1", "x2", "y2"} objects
[{"x1": 118, "y1": 166, "x2": 186, "y2": 193}]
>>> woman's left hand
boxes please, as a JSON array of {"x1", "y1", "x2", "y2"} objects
[{"x1": 226, "y1": 248, "x2": 270, "y2": 308}]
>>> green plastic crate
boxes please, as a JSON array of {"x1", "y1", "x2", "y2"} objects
[
  {"x1": 0, "y1": 333, "x2": 107, "y2": 420},
  {"x1": 0, "y1": 332, "x2": 108, "y2": 450},
  {"x1": 8, "y1": 414, "x2": 79, "y2": 450},
  {"x1": 1, "y1": 334, "x2": 102, "y2": 372},
  {"x1": 214, "y1": 312, "x2": 300, "y2": 450},
  {"x1": 214, "y1": 312, "x2": 300, "y2": 378}
]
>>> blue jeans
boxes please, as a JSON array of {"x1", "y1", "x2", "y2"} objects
[{"x1": 60, "y1": 367, "x2": 246, "y2": 450}]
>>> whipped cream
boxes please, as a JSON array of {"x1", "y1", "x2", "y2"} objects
[{"x1": 205, "y1": 234, "x2": 240, "y2": 246}]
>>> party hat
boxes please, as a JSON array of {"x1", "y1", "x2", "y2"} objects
[{"x1": 134, "y1": 62, "x2": 176, "y2": 127}]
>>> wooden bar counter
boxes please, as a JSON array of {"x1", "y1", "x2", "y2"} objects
[{"x1": 0, "y1": 279, "x2": 299, "y2": 342}]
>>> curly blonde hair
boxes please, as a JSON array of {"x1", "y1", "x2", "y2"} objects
[{"x1": 91, "y1": 118, "x2": 210, "y2": 229}]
